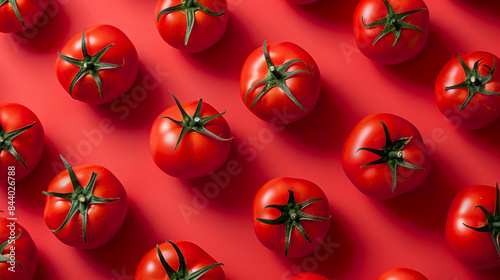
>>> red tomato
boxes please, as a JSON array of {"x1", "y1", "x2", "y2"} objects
[
  {"x1": 240, "y1": 41, "x2": 321, "y2": 125},
  {"x1": 0, "y1": 0, "x2": 47, "y2": 33},
  {"x1": 135, "y1": 241, "x2": 225, "y2": 280},
  {"x1": 434, "y1": 51, "x2": 500, "y2": 130},
  {"x1": 253, "y1": 177, "x2": 331, "y2": 258},
  {"x1": 353, "y1": 0, "x2": 429, "y2": 65},
  {"x1": 0, "y1": 216, "x2": 37, "y2": 280},
  {"x1": 445, "y1": 184, "x2": 500, "y2": 270},
  {"x1": 155, "y1": 0, "x2": 228, "y2": 53},
  {"x1": 0, "y1": 103, "x2": 44, "y2": 183},
  {"x1": 149, "y1": 93, "x2": 232, "y2": 179},
  {"x1": 55, "y1": 24, "x2": 139, "y2": 104},
  {"x1": 292, "y1": 272, "x2": 330, "y2": 280},
  {"x1": 286, "y1": 0, "x2": 319, "y2": 5},
  {"x1": 43, "y1": 156, "x2": 127, "y2": 249},
  {"x1": 376, "y1": 268, "x2": 428, "y2": 280},
  {"x1": 342, "y1": 113, "x2": 431, "y2": 200}
]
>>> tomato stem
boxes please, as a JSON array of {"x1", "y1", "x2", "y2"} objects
[
  {"x1": 0, "y1": 121, "x2": 36, "y2": 169},
  {"x1": 0, "y1": 0, "x2": 25, "y2": 27},
  {"x1": 0, "y1": 229, "x2": 24, "y2": 269}
]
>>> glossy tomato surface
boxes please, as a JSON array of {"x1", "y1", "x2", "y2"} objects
[
  {"x1": 0, "y1": 0, "x2": 47, "y2": 33},
  {"x1": 376, "y1": 268, "x2": 428, "y2": 280},
  {"x1": 155, "y1": 0, "x2": 228, "y2": 53},
  {"x1": 55, "y1": 24, "x2": 139, "y2": 104},
  {"x1": 43, "y1": 163, "x2": 128, "y2": 249},
  {"x1": 135, "y1": 241, "x2": 225, "y2": 280},
  {"x1": 240, "y1": 41, "x2": 321, "y2": 125},
  {"x1": 434, "y1": 51, "x2": 500, "y2": 130},
  {"x1": 292, "y1": 272, "x2": 330, "y2": 280},
  {"x1": 0, "y1": 216, "x2": 37, "y2": 280},
  {"x1": 445, "y1": 184, "x2": 500, "y2": 270},
  {"x1": 353, "y1": 0, "x2": 429, "y2": 65},
  {"x1": 342, "y1": 113, "x2": 431, "y2": 200},
  {"x1": 149, "y1": 100, "x2": 232, "y2": 179},
  {"x1": 0, "y1": 103, "x2": 44, "y2": 183},
  {"x1": 253, "y1": 177, "x2": 331, "y2": 258}
]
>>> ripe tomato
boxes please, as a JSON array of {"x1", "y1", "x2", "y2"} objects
[
  {"x1": 292, "y1": 272, "x2": 330, "y2": 280},
  {"x1": 353, "y1": 0, "x2": 429, "y2": 65},
  {"x1": 445, "y1": 183, "x2": 500, "y2": 270},
  {"x1": 342, "y1": 113, "x2": 431, "y2": 200},
  {"x1": 155, "y1": 0, "x2": 228, "y2": 53},
  {"x1": 55, "y1": 24, "x2": 139, "y2": 104},
  {"x1": 377, "y1": 268, "x2": 428, "y2": 280},
  {"x1": 135, "y1": 240, "x2": 225, "y2": 280},
  {"x1": 241, "y1": 41, "x2": 321, "y2": 125},
  {"x1": 150, "y1": 93, "x2": 232, "y2": 179},
  {"x1": 0, "y1": 216, "x2": 37, "y2": 280},
  {"x1": 253, "y1": 177, "x2": 331, "y2": 258},
  {"x1": 434, "y1": 51, "x2": 500, "y2": 130},
  {"x1": 0, "y1": 0, "x2": 47, "y2": 33},
  {"x1": 286, "y1": 0, "x2": 319, "y2": 5},
  {"x1": 0, "y1": 103, "x2": 44, "y2": 183},
  {"x1": 43, "y1": 156, "x2": 127, "y2": 249}
]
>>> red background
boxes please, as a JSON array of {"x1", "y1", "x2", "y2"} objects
[{"x1": 1, "y1": 0, "x2": 500, "y2": 279}]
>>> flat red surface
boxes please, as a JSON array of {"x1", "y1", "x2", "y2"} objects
[{"x1": 1, "y1": 0, "x2": 500, "y2": 279}]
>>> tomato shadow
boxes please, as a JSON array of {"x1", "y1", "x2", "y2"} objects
[
  {"x1": 373, "y1": 24, "x2": 460, "y2": 92},
  {"x1": 75, "y1": 199, "x2": 164, "y2": 279},
  {"x1": 34, "y1": 249, "x2": 64, "y2": 280},
  {"x1": 90, "y1": 62, "x2": 169, "y2": 128},
  {"x1": 451, "y1": 0, "x2": 500, "y2": 18},
  {"x1": 457, "y1": 120, "x2": 500, "y2": 153},
  {"x1": 180, "y1": 13, "x2": 256, "y2": 80},
  {"x1": 11, "y1": 0, "x2": 71, "y2": 53},
  {"x1": 286, "y1": 0, "x2": 359, "y2": 28},
  {"x1": 16, "y1": 136, "x2": 62, "y2": 212},
  {"x1": 178, "y1": 134, "x2": 269, "y2": 211},
  {"x1": 375, "y1": 153, "x2": 463, "y2": 232},
  {"x1": 280, "y1": 82, "x2": 360, "y2": 158},
  {"x1": 275, "y1": 209, "x2": 355, "y2": 279}
]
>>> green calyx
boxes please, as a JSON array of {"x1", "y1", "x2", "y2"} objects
[
  {"x1": 245, "y1": 41, "x2": 312, "y2": 111},
  {"x1": 445, "y1": 55, "x2": 498, "y2": 111},
  {"x1": 57, "y1": 29, "x2": 124, "y2": 99},
  {"x1": 0, "y1": 229, "x2": 23, "y2": 270},
  {"x1": 161, "y1": 92, "x2": 232, "y2": 150},
  {"x1": 463, "y1": 183, "x2": 500, "y2": 259},
  {"x1": 157, "y1": 241, "x2": 224, "y2": 280},
  {"x1": 0, "y1": 121, "x2": 36, "y2": 169},
  {"x1": 361, "y1": 0, "x2": 427, "y2": 46},
  {"x1": 0, "y1": 0, "x2": 25, "y2": 27},
  {"x1": 356, "y1": 121, "x2": 425, "y2": 192},
  {"x1": 156, "y1": 0, "x2": 224, "y2": 46},
  {"x1": 42, "y1": 155, "x2": 119, "y2": 243},
  {"x1": 256, "y1": 190, "x2": 331, "y2": 256}
]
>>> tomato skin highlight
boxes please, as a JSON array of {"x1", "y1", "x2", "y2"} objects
[
  {"x1": 0, "y1": 217, "x2": 37, "y2": 280},
  {"x1": 0, "y1": 103, "x2": 45, "y2": 183},
  {"x1": 434, "y1": 51, "x2": 500, "y2": 130},
  {"x1": 149, "y1": 100, "x2": 232, "y2": 179},
  {"x1": 55, "y1": 24, "x2": 139, "y2": 104},
  {"x1": 0, "y1": 0, "x2": 48, "y2": 33},
  {"x1": 445, "y1": 184, "x2": 500, "y2": 270},
  {"x1": 342, "y1": 113, "x2": 431, "y2": 200},
  {"x1": 240, "y1": 41, "x2": 321, "y2": 125},
  {"x1": 43, "y1": 164, "x2": 128, "y2": 249},
  {"x1": 252, "y1": 177, "x2": 331, "y2": 258},
  {"x1": 291, "y1": 272, "x2": 330, "y2": 280},
  {"x1": 155, "y1": 0, "x2": 229, "y2": 53},
  {"x1": 135, "y1": 241, "x2": 226, "y2": 280},
  {"x1": 353, "y1": 0, "x2": 429, "y2": 65},
  {"x1": 376, "y1": 267, "x2": 428, "y2": 280}
]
